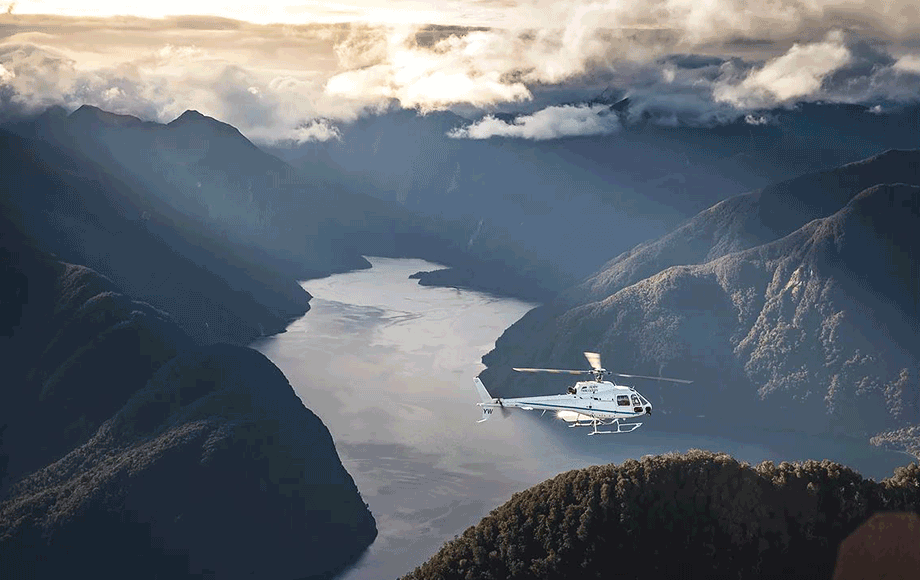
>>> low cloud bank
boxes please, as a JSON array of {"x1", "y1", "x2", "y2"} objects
[
  {"x1": 447, "y1": 104, "x2": 620, "y2": 139},
  {"x1": 0, "y1": 8, "x2": 918, "y2": 142},
  {"x1": 449, "y1": 31, "x2": 920, "y2": 139}
]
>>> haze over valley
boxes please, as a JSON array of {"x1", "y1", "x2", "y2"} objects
[{"x1": 2, "y1": 1, "x2": 920, "y2": 578}]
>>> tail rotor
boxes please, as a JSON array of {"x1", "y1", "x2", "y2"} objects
[{"x1": 474, "y1": 377, "x2": 510, "y2": 422}]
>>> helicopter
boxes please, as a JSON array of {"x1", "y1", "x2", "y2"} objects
[{"x1": 474, "y1": 352, "x2": 692, "y2": 435}]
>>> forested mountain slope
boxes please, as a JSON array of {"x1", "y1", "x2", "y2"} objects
[
  {"x1": 481, "y1": 152, "x2": 920, "y2": 453},
  {"x1": 402, "y1": 450, "x2": 920, "y2": 580},
  {"x1": 0, "y1": 211, "x2": 376, "y2": 579}
]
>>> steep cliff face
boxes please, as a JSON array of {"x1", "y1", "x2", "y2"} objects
[
  {"x1": 1, "y1": 344, "x2": 376, "y2": 580},
  {"x1": 481, "y1": 152, "x2": 920, "y2": 444}
]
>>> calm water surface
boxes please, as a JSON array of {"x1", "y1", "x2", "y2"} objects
[{"x1": 251, "y1": 257, "x2": 911, "y2": 580}]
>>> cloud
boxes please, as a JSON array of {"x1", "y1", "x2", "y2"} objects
[
  {"x1": 0, "y1": 19, "x2": 364, "y2": 142},
  {"x1": 324, "y1": 27, "x2": 533, "y2": 111},
  {"x1": 448, "y1": 103, "x2": 620, "y2": 139},
  {"x1": 317, "y1": 1, "x2": 920, "y2": 117},
  {"x1": 289, "y1": 119, "x2": 342, "y2": 143},
  {"x1": 713, "y1": 32, "x2": 920, "y2": 109},
  {"x1": 0, "y1": 61, "x2": 13, "y2": 81},
  {"x1": 0, "y1": 3, "x2": 918, "y2": 141},
  {"x1": 714, "y1": 31, "x2": 852, "y2": 107},
  {"x1": 894, "y1": 54, "x2": 920, "y2": 74},
  {"x1": 447, "y1": 27, "x2": 920, "y2": 139},
  {"x1": 5, "y1": 1, "x2": 920, "y2": 42}
]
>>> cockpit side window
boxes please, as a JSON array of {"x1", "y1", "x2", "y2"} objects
[
  {"x1": 631, "y1": 394, "x2": 641, "y2": 406},
  {"x1": 617, "y1": 395, "x2": 630, "y2": 406}
]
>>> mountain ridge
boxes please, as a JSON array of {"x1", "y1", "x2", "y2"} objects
[
  {"x1": 574, "y1": 148, "x2": 920, "y2": 305},
  {"x1": 480, "y1": 152, "x2": 920, "y2": 452},
  {"x1": 0, "y1": 126, "x2": 311, "y2": 345},
  {"x1": 0, "y1": 222, "x2": 377, "y2": 579},
  {"x1": 400, "y1": 450, "x2": 920, "y2": 580},
  {"x1": 5, "y1": 104, "x2": 560, "y2": 300},
  {"x1": 1, "y1": 343, "x2": 377, "y2": 580}
]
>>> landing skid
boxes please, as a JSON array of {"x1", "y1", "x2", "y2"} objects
[{"x1": 568, "y1": 418, "x2": 643, "y2": 435}]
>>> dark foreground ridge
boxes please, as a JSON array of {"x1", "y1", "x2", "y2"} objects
[
  {"x1": 0, "y1": 224, "x2": 376, "y2": 579},
  {"x1": 401, "y1": 449, "x2": 920, "y2": 580},
  {"x1": 1, "y1": 344, "x2": 377, "y2": 580}
]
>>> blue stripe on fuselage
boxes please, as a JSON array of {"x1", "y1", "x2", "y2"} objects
[{"x1": 513, "y1": 401, "x2": 636, "y2": 415}]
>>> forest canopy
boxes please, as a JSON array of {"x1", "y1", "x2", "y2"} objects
[{"x1": 402, "y1": 449, "x2": 920, "y2": 580}]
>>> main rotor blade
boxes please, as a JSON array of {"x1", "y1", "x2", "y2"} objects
[
  {"x1": 611, "y1": 372, "x2": 693, "y2": 384},
  {"x1": 584, "y1": 352, "x2": 603, "y2": 371},
  {"x1": 512, "y1": 367, "x2": 589, "y2": 375}
]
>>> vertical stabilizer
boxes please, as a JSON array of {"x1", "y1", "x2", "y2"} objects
[
  {"x1": 474, "y1": 378, "x2": 496, "y2": 423},
  {"x1": 474, "y1": 378, "x2": 492, "y2": 404}
]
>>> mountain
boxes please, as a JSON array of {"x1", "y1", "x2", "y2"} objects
[
  {"x1": 8, "y1": 105, "x2": 372, "y2": 273},
  {"x1": 6, "y1": 105, "x2": 567, "y2": 299},
  {"x1": 0, "y1": 224, "x2": 191, "y2": 486},
  {"x1": 21, "y1": 105, "x2": 489, "y2": 270},
  {"x1": 0, "y1": 126, "x2": 311, "y2": 345},
  {"x1": 0, "y1": 344, "x2": 377, "y2": 580},
  {"x1": 574, "y1": 149, "x2": 920, "y2": 304},
  {"x1": 268, "y1": 103, "x2": 920, "y2": 285},
  {"x1": 479, "y1": 151, "x2": 920, "y2": 449},
  {"x1": 267, "y1": 108, "x2": 733, "y2": 283},
  {"x1": 0, "y1": 224, "x2": 377, "y2": 579},
  {"x1": 400, "y1": 450, "x2": 920, "y2": 580}
]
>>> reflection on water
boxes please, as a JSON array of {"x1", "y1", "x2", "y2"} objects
[{"x1": 252, "y1": 257, "x2": 911, "y2": 580}]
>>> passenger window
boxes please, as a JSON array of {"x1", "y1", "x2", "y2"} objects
[{"x1": 617, "y1": 395, "x2": 630, "y2": 406}]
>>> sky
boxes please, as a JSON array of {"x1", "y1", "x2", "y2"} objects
[{"x1": 1, "y1": 1, "x2": 919, "y2": 142}]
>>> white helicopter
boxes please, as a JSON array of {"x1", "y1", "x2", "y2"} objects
[{"x1": 474, "y1": 352, "x2": 692, "y2": 435}]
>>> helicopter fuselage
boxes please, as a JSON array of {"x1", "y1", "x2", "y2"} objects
[
  {"x1": 478, "y1": 352, "x2": 689, "y2": 434},
  {"x1": 496, "y1": 380, "x2": 653, "y2": 422}
]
